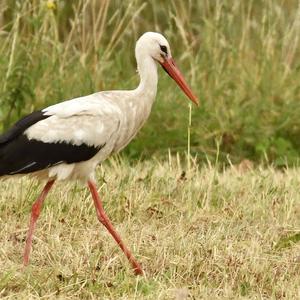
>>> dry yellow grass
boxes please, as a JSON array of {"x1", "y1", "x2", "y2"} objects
[{"x1": 1, "y1": 157, "x2": 300, "y2": 299}]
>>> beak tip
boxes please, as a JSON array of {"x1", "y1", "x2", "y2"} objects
[{"x1": 191, "y1": 96, "x2": 199, "y2": 106}]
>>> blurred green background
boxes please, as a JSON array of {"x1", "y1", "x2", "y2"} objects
[{"x1": 0, "y1": 0, "x2": 300, "y2": 166}]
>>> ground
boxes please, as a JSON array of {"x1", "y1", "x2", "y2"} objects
[{"x1": 1, "y1": 157, "x2": 300, "y2": 299}]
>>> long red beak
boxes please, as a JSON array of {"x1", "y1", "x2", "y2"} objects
[{"x1": 160, "y1": 58, "x2": 199, "y2": 106}]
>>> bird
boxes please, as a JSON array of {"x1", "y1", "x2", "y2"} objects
[{"x1": 0, "y1": 32, "x2": 198, "y2": 275}]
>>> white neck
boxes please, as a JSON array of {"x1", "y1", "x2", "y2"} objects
[{"x1": 135, "y1": 55, "x2": 158, "y2": 100}]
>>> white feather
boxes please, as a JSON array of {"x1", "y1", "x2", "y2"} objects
[
  {"x1": 48, "y1": 163, "x2": 74, "y2": 180},
  {"x1": 25, "y1": 94, "x2": 122, "y2": 147},
  {"x1": 43, "y1": 93, "x2": 122, "y2": 117}
]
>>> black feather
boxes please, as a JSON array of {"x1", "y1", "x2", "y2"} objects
[
  {"x1": 0, "y1": 110, "x2": 49, "y2": 144},
  {"x1": 0, "y1": 135, "x2": 104, "y2": 176}
]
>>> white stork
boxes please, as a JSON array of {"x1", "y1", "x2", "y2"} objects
[{"x1": 0, "y1": 32, "x2": 198, "y2": 275}]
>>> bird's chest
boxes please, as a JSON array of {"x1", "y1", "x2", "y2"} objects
[{"x1": 113, "y1": 103, "x2": 151, "y2": 152}]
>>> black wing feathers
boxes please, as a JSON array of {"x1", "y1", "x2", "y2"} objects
[
  {"x1": 0, "y1": 110, "x2": 104, "y2": 176},
  {"x1": 0, "y1": 135, "x2": 103, "y2": 175},
  {"x1": 0, "y1": 110, "x2": 49, "y2": 144}
]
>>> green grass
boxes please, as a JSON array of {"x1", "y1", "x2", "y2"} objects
[
  {"x1": 1, "y1": 1, "x2": 300, "y2": 164},
  {"x1": 1, "y1": 158, "x2": 300, "y2": 299}
]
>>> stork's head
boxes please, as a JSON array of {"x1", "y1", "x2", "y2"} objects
[{"x1": 135, "y1": 32, "x2": 198, "y2": 105}]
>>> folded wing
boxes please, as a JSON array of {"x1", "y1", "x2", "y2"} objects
[{"x1": 0, "y1": 95, "x2": 121, "y2": 176}]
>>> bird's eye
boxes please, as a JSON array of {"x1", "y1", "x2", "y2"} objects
[{"x1": 160, "y1": 45, "x2": 168, "y2": 55}]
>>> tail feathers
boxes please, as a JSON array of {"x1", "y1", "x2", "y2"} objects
[
  {"x1": 0, "y1": 143, "x2": 22, "y2": 176},
  {"x1": 0, "y1": 137, "x2": 39, "y2": 176},
  {"x1": 0, "y1": 145, "x2": 7, "y2": 175},
  {"x1": 0, "y1": 110, "x2": 50, "y2": 176}
]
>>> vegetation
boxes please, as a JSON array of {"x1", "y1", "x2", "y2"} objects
[
  {"x1": 1, "y1": 1, "x2": 300, "y2": 299},
  {"x1": 1, "y1": 159, "x2": 300, "y2": 299},
  {"x1": 0, "y1": 0, "x2": 300, "y2": 164}
]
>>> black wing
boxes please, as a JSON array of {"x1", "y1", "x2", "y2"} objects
[
  {"x1": 0, "y1": 111, "x2": 49, "y2": 144},
  {"x1": 0, "y1": 111, "x2": 103, "y2": 176}
]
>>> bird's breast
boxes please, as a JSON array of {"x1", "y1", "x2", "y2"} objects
[{"x1": 112, "y1": 100, "x2": 153, "y2": 153}]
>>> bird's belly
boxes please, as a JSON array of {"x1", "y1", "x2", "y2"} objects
[
  {"x1": 30, "y1": 161, "x2": 92, "y2": 182},
  {"x1": 32, "y1": 143, "x2": 115, "y2": 182}
]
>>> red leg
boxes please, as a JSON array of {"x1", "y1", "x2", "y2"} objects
[
  {"x1": 23, "y1": 180, "x2": 55, "y2": 266},
  {"x1": 88, "y1": 180, "x2": 143, "y2": 275}
]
